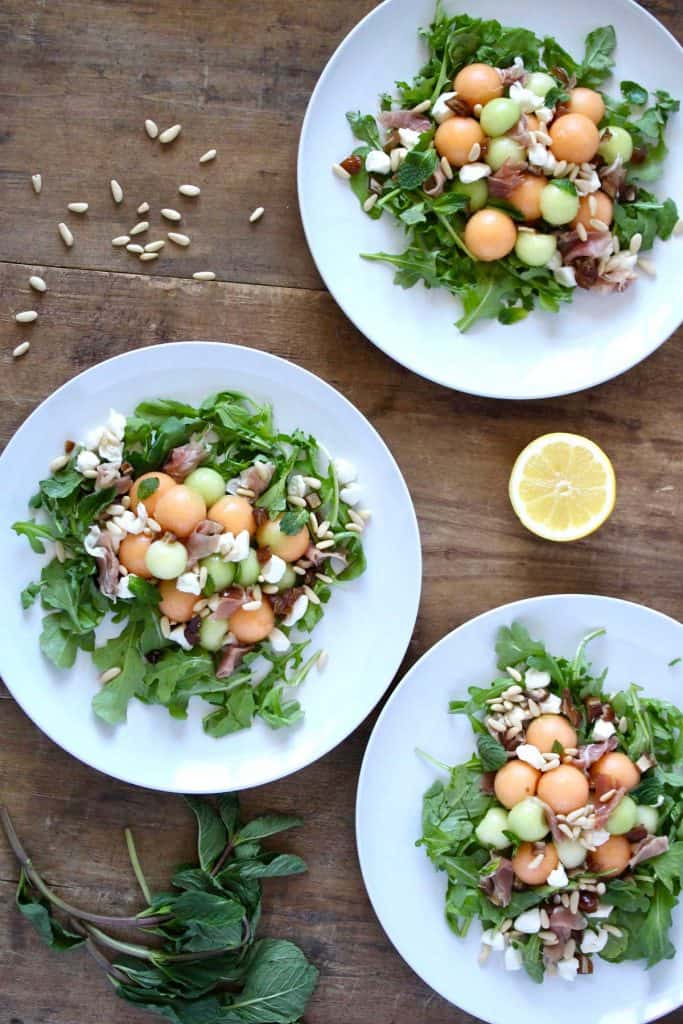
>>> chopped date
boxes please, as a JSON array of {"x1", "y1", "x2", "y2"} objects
[{"x1": 340, "y1": 154, "x2": 363, "y2": 176}]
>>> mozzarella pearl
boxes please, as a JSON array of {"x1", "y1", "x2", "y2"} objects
[
  {"x1": 508, "y1": 174, "x2": 547, "y2": 221},
  {"x1": 526, "y1": 714, "x2": 578, "y2": 753},
  {"x1": 118, "y1": 533, "x2": 153, "y2": 578},
  {"x1": 537, "y1": 764, "x2": 589, "y2": 814},
  {"x1": 129, "y1": 471, "x2": 176, "y2": 515},
  {"x1": 229, "y1": 598, "x2": 275, "y2": 644},
  {"x1": 208, "y1": 494, "x2": 256, "y2": 537},
  {"x1": 158, "y1": 578, "x2": 197, "y2": 622},
  {"x1": 256, "y1": 516, "x2": 310, "y2": 562},
  {"x1": 434, "y1": 117, "x2": 485, "y2": 168},
  {"x1": 572, "y1": 190, "x2": 613, "y2": 230},
  {"x1": 567, "y1": 87, "x2": 606, "y2": 125},
  {"x1": 587, "y1": 835, "x2": 631, "y2": 877},
  {"x1": 590, "y1": 751, "x2": 640, "y2": 792},
  {"x1": 494, "y1": 760, "x2": 540, "y2": 809},
  {"x1": 464, "y1": 209, "x2": 517, "y2": 261},
  {"x1": 513, "y1": 841, "x2": 559, "y2": 885},
  {"x1": 550, "y1": 113, "x2": 600, "y2": 164},
  {"x1": 453, "y1": 63, "x2": 504, "y2": 108},
  {"x1": 154, "y1": 485, "x2": 206, "y2": 538}
]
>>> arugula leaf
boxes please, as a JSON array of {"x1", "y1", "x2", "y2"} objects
[
  {"x1": 621, "y1": 80, "x2": 649, "y2": 106},
  {"x1": 12, "y1": 519, "x2": 59, "y2": 554},
  {"x1": 39, "y1": 614, "x2": 80, "y2": 669},
  {"x1": 521, "y1": 935, "x2": 544, "y2": 983},
  {"x1": 345, "y1": 111, "x2": 381, "y2": 149},
  {"x1": 92, "y1": 620, "x2": 146, "y2": 725},
  {"x1": 577, "y1": 25, "x2": 616, "y2": 88},
  {"x1": 495, "y1": 623, "x2": 547, "y2": 669},
  {"x1": 651, "y1": 843, "x2": 683, "y2": 894}
]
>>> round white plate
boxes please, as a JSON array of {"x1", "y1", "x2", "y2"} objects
[
  {"x1": 298, "y1": 0, "x2": 683, "y2": 399},
  {"x1": 356, "y1": 594, "x2": 683, "y2": 1024},
  {"x1": 0, "y1": 342, "x2": 421, "y2": 793}
]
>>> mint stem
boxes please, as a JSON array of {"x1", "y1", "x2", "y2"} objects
[{"x1": 124, "y1": 827, "x2": 152, "y2": 906}]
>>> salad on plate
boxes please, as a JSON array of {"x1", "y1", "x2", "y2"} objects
[
  {"x1": 12, "y1": 391, "x2": 368, "y2": 737},
  {"x1": 335, "y1": 4, "x2": 680, "y2": 330},
  {"x1": 418, "y1": 623, "x2": 683, "y2": 982}
]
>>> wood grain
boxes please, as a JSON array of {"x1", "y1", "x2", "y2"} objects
[{"x1": 1, "y1": 2, "x2": 682, "y2": 1023}]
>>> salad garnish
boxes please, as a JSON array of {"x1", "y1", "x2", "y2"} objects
[
  {"x1": 13, "y1": 392, "x2": 368, "y2": 736},
  {"x1": 335, "y1": 5, "x2": 680, "y2": 331},
  {"x1": 418, "y1": 623, "x2": 683, "y2": 982}
]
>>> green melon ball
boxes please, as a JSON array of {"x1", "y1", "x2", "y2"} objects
[
  {"x1": 526, "y1": 72, "x2": 557, "y2": 98},
  {"x1": 185, "y1": 467, "x2": 226, "y2": 507},
  {"x1": 145, "y1": 539, "x2": 188, "y2": 580},
  {"x1": 486, "y1": 137, "x2": 526, "y2": 172},
  {"x1": 598, "y1": 125, "x2": 634, "y2": 164},
  {"x1": 277, "y1": 564, "x2": 297, "y2": 592},
  {"x1": 235, "y1": 548, "x2": 260, "y2": 586},
  {"x1": 556, "y1": 838, "x2": 588, "y2": 869},
  {"x1": 606, "y1": 795, "x2": 638, "y2": 836},
  {"x1": 508, "y1": 797, "x2": 550, "y2": 842},
  {"x1": 453, "y1": 179, "x2": 489, "y2": 212},
  {"x1": 540, "y1": 182, "x2": 580, "y2": 225},
  {"x1": 199, "y1": 616, "x2": 229, "y2": 652},
  {"x1": 475, "y1": 807, "x2": 510, "y2": 850},
  {"x1": 635, "y1": 805, "x2": 659, "y2": 834},
  {"x1": 515, "y1": 231, "x2": 558, "y2": 267},
  {"x1": 200, "y1": 554, "x2": 235, "y2": 592},
  {"x1": 480, "y1": 98, "x2": 522, "y2": 137}
]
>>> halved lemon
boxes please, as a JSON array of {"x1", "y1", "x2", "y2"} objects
[{"x1": 509, "y1": 433, "x2": 616, "y2": 542}]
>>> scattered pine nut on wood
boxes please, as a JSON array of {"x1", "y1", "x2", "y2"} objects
[
  {"x1": 29, "y1": 275, "x2": 47, "y2": 292},
  {"x1": 192, "y1": 271, "x2": 215, "y2": 280},
  {"x1": 129, "y1": 220, "x2": 149, "y2": 236},
  {"x1": 15, "y1": 310, "x2": 38, "y2": 323},
  {"x1": 137, "y1": 201, "x2": 150, "y2": 214},
  {"x1": 139, "y1": 252, "x2": 158, "y2": 261},
  {"x1": 167, "y1": 231, "x2": 190, "y2": 246},
  {"x1": 179, "y1": 184, "x2": 200, "y2": 197},
  {"x1": 249, "y1": 206, "x2": 265, "y2": 223},
  {"x1": 67, "y1": 202, "x2": 89, "y2": 213},
  {"x1": 144, "y1": 240, "x2": 165, "y2": 252},
  {"x1": 126, "y1": 243, "x2": 144, "y2": 254},
  {"x1": 12, "y1": 341, "x2": 30, "y2": 359},
  {"x1": 161, "y1": 208, "x2": 181, "y2": 221},
  {"x1": 58, "y1": 222, "x2": 74, "y2": 247},
  {"x1": 199, "y1": 149, "x2": 217, "y2": 163},
  {"x1": 144, "y1": 119, "x2": 158, "y2": 139},
  {"x1": 159, "y1": 123, "x2": 182, "y2": 144},
  {"x1": 110, "y1": 179, "x2": 124, "y2": 203},
  {"x1": 112, "y1": 235, "x2": 130, "y2": 246},
  {"x1": 31, "y1": 173, "x2": 42, "y2": 194}
]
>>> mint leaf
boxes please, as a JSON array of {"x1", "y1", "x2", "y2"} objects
[
  {"x1": 184, "y1": 796, "x2": 228, "y2": 871},
  {"x1": 279, "y1": 508, "x2": 309, "y2": 536},
  {"x1": 477, "y1": 733, "x2": 507, "y2": 771},
  {"x1": 396, "y1": 146, "x2": 438, "y2": 189},
  {"x1": 137, "y1": 477, "x2": 159, "y2": 500}
]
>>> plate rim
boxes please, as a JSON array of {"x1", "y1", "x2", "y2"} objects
[
  {"x1": 0, "y1": 339, "x2": 423, "y2": 793},
  {"x1": 355, "y1": 592, "x2": 683, "y2": 1023},
  {"x1": 297, "y1": 0, "x2": 683, "y2": 400}
]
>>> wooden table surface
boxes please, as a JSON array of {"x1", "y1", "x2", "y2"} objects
[{"x1": 1, "y1": 2, "x2": 681, "y2": 1022}]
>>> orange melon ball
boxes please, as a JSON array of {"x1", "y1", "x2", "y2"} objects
[
  {"x1": 158, "y1": 579, "x2": 198, "y2": 623},
  {"x1": 208, "y1": 494, "x2": 256, "y2": 537},
  {"x1": 572, "y1": 190, "x2": 613, "y2": 230},
  {"x1": 567, "y1": 87, "x2": 606, "y2": 125},
  {"x1": 537, "y1": 764, "x2": 590, "y2": 814},
  {"x1": 129, "y1": 472, "x2": 176, "y2": 515},
  {"x1": 549, "y1": 113, "x2": 600, "y2": 164},
  {"x1": 464, "y1": 208, "x2": 517, "y2": 261},
  {"x1": 513, "y1": 841, "x2": 559, "y2": 885},
  {"x1": 229, "y1": 598, "x2": 275, "y2": 644},
  {"x1": 435, "y1": 117, "x2": 485, "y2": 168},
  {"x1": 590, "y1": 751, "x2": 641, "y2": 792},
  {"x1": 587, "y1": 835, "x2": 631, "y2": 878},
  {"x1": 508, "y1": 174, "x2": 547, "y2": 221},
  {"x1": 494, "y1": 760, "x2": 540, "y2": 809},
  {"x1": 118, "y1": 534, "x2": 153, "y2": 578},
  {"x1": 154, "y1": 485, "x2": 206, "y2": 539},
  {"x1": 526, "y1": 714, "x2": 578, "y2": 753},
  {"x1": 256, "y1": 515, "x2": 310, "y2": 562},
  {"x1": 453, "y1": 63, "x2": 503, "y2": 108}
]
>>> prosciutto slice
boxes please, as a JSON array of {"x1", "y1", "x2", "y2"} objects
[
  {"x1": 571, "y1": 734, "x2": 618, "y2": 771},
  {"x1": 593, "y1": 786, "x2": 626, "y2": 827},
  {"x1": 423, "y1": 164, "x2": 447, "y2": 198},
  {"x1": 549, "y1": 906, "x2": 586, "y2": 941},
  {"x1": 507, "y1": 114, "x2": 531, "y2": 148},
  {"x1": 479, "y1": 858, "x2": 514, "y2": 908},
  {"x1": 628, "y1": 834, "x2": 669, "y2": 869},
  {"x1": 163, "y1": 441, "x2": 206, "y2": 481},
  {"x1": 186, "y1": 520, "x2": 224, "y2": 564},
  {"x1": 211, "y1": 586, "x2": 247, "y2": 620},
  {"x1": 379, "y1": 110, "x2": 431, "y2": 133},
  {"x1": 539, "y1": 801, "x2": 565, "y2": 844},
  {"x1": 559, "y1": 230, "x2": 613, "y2": 265},
  {"x1": 598, "y1": 153, "x2": 627, "y2": 199},
  {"x1": 95, "y1": 532, "x2": 120, "y2": 599},
  {"x1": 487, "y1": 162, "x2": 527, "y2": 199},
  {"x1": 216, "y1": 643, "x2": 254, "y2": 679}
]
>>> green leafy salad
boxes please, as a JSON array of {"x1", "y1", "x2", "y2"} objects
[
  {"x1": 13, "y1": 392, "x2": 367, "y2": 737},
  {"x1": 418, "y1": 623, "x2": 683, "y2": 982},
  {"x1": 336, "y1": 4, "x2": 680, "y2": 331}
]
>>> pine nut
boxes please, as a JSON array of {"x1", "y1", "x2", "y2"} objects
[
  {"x1": 67, "y1": 202, "x2": 89, "y2": 214},
  {"x1": 168, "y1": 232, "x2": 190, "y2": 246},
  {"x1": 192, "y1": 271, "x2": 216, "y2": 280},
  {"x1": 50, "y1": 454, "x2": 70, "y2": 472},
  {"x1": 110, "y1": 179, "x2": 124, "y2": 203},
  {"x1": 179, "y1": 184, "x2": 201, "y2": 197},
  {"x1": 144, "y1": 119, "x2": 158, "y2": 139},
  {"x1": 58, "y1": 222, "x2": 74, "y2": 247},
  {"x1": 161, "y1": 208, "x2": 182, "y2": 222},
  {"x1": 332, "y1": 162, "x2": 351, "y2": 180},
  {"x1": 159, "y1": 124, "x2": 182, "y2": 144},
  {"x1": 629, "y1": 232, "x2": 643, "y2": 254},
  {"x1": 137, "y1": 201, "x2": 150, "y2": 215},
  {"x1": 12, "y1": 341, "x2": 30, "y2": 359},
  {"x1": 139, "y1": 252, "x2": 158, "y2": 261},
  {"x1": 112, "y1": 235, "x2": 130, "y2": 246},
  {"x1": 29, "y1": 275, "x2": 47, "y2": 292},
  {"x1": 129, "y1": 220, "x2": 150, "y2": 235},
  {"x1": 31, "y1": 173, "x2": 42, "y2": 194},
  {"x1": 99, "y1": 666, "x2": 122, "y2": 684},
  {"x1": 15, "y1": 310, "x2": 38, "y2": 323},
  {"x1": 199, "y1": 149, "x2": 217, "y2": 163},
  {"x1": 249, "y1": 206, "x2": 265, "y2": 222},
  {"x1": 126, "y1": 243, "x2": 144, "y2": 254},
  {"x1": 440, "y1": 155, "x2": 453, "y2": 180},
  {"x1": 144, "y1": 240, "x2": 166, "y2": 252}
]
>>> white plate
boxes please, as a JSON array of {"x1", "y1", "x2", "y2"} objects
[
  {"x1": 0, "y1": 342, "x2": 421, "y2": 793},
  {"x1": 298, "y1": 0, "x2": 683, "y2": 398},
  {"x1": 356, "y1": 594, "x2": 683, "y2": 1024}
]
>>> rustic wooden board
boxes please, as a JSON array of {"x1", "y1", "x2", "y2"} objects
[{"x1": 1, "y1": 1, "x2": 682, "y2": 1022}]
